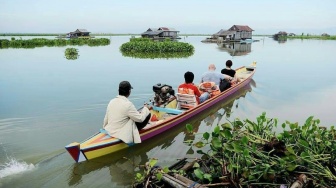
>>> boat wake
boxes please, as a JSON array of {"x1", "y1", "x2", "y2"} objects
[{"x1": 0, "y1": 157, "x2": 35, "y2": 179}]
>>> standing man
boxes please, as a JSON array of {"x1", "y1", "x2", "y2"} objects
[{"x1": 103, "y1": 81, "x2": 151, "y2": 144}]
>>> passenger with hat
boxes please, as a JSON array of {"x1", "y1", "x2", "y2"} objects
[{"x1": 103, "y1": 81, "x2": 151, "y2": 144}]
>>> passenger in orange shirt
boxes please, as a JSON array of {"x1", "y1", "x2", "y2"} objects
[{"x1": 178, "y1": 71, "x2": 209, "y2": 104}]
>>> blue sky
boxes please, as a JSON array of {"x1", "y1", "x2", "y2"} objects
[{"x1": 1, "y1": 0, "x2": 335, "y2": 35}]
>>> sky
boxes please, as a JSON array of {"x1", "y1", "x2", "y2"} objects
[{"x1": 1, "y1": 0, "x2": 335, "y2": 35}]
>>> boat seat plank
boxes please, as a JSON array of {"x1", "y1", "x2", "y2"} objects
[
  {"x1": 152, "y1": 106, "x2": 183, "y2": 115},
  {"x1": 176, "y1": 93, "x2": 197, "y2": 110}
]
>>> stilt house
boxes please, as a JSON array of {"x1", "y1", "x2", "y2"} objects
[
  {"x1": 141, "y1": 27, "x2": 180, "y2": 39},
  {"x1": 66, "y1": 29, "x2": 91, "y2": 38},
  {"x1": 218, "y1": 25, "x2": 254, "y2": 42}
]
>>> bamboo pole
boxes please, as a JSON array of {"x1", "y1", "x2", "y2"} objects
[
  {"x1": 174, "y1": 174, "x2": 207, "y2": 188},
  {"x1": 162, "y1": 174, "x2": 187, "y2": 188}
]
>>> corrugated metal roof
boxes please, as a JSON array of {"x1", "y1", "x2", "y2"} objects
[
  {"x1": 147, "y1": 28, "x2": 159, "y2": 32},
  {"x1": 277, "y1": 31, "x2": 287, "y2": 34},
  {"x1": 213, "y1": 29, "x2": 225, "y2": 36},
  {"x1": 142, "y1": 27, "x2": 179, "y2": 35},
  {"x1": 158, "y1": 27, "x2": 179, "y2": 32},
  {"x1": 141, "y1": 30, "x2": 163, "y2": 35},
  {"x1": 75, "y1": 29, "x2": 90, "y2": 33},
  {"x1": 218, "y1": 30, "x2": 235, "y2": 36},
  {"x1": 229, "y1": 25, "x2": 254, "y2": 32}
]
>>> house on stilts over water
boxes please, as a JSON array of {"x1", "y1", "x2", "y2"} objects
[
  {"x1": 141, "y1": 27, "x2": 181, "y2": 40},
  {"x1": 66, "y1": 29, "x2": 92, "y2": 39},
  {"x1": 202, "y1": 25, "x2": 255, "y2": 43}
]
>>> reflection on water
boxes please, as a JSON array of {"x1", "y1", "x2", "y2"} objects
[
  {"x1": 67, "y1": 80, "x2": 255, "y2": 187},
  {"x1": 183, "y1": 80, "x2": 255, "y2": 155},
  {"x1": 272, "y1": 37, "x2": 287, "y2": 43},
  {"x1": 217, "y1": 42, "x2": 252, "y2": 56}
]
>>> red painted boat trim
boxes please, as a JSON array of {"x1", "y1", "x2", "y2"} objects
[{"x1": 66, "y1": 145, "x2": 80, "y2": 162}]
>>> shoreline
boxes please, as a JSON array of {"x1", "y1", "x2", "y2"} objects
[{"x1": 1, "y1": 34, "x2": 335, "y2": 40}]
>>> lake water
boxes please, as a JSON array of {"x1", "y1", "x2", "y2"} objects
[{"x1": 0, "y1": 36, "x2": 335, "y2": 187}]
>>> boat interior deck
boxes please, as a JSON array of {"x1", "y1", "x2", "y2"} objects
[{"x1": 143, "y1": 66, "x2": 255, "y2": 130}]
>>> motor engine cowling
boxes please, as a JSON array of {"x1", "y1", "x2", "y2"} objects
[{"x1": 153, "y1": 83, "x2": 175, "y2": 106}]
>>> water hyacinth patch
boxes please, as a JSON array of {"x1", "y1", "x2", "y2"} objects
[
  {"x1": 120, "y1": 38, "x2": 194, "y2": 59},
  {"x1": 134, "y1": 113, "x2": 336, "y2": 187},
  {"x1": 0, "y1": 38, "x2": 110, "y2": 49},
  {"x1": 65, "y1": 48, "x2": 79, "y2": 60}
]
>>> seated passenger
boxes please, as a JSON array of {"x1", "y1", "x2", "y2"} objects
[
  {"x1": 199, "y1": 81, "x2": 221, "y2": 98},
  {"x1": 201, "y1": 64, "x2": 233, "y2": 92},
  {"x1": 201, "y1": 64, "x2": 232, "y2": 85},
  {"x1": 103, "y1": 81, "x2": 151, "y2": 144},
  {"x1": 221, "y1": 60, "x2": 240, "y2": 84},
  {"x1": 178, "y1": 71, "x2": 209, "y2": 104},
  {"x1": 199, "y1": 81, "x2": 216, "y2": 91}
]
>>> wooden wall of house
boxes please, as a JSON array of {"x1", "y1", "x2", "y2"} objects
[
  {"x1": 212, "y1": 35, "x2": 219, "y2": 39},
  {"x1": 240, "y1": 31, "x2": 252, "y2": 39},
  {"x1": 161, "y1": 31, "x2": 178, "y2": 37},
  {"x1": 232, "y1": 31, "x2": 252, "y2": 40},
  {"x1": 233, "y1": 32, "x2": 240, "y2": 40}
]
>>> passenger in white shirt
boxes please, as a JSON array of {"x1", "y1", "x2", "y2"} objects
[{"x1": 103, "y1": 81, "x2": 151, "y2": 144}]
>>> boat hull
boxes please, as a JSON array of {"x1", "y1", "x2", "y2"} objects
[{"x1": 66, "y1": 66, "x2": 256, "y2": 163}]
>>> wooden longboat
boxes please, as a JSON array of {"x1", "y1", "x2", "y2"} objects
[{"x1": 65, "y1": 64, "x2": 256, "y2": 163}]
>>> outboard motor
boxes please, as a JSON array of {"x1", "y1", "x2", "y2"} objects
[{"x1": 153, "y1": 83, "x2": 175, "y2": 106}]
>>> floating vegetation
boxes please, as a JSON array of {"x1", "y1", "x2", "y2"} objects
[
  {"x1": 285, "y1": 35, "x2": 336, "y2": 40},
  {"x1": 0, "y1": 38, "x2": 110, "y2": 49},
  {"x1": 1, "y1": 33, "x2": 63, "y2": 36},
  {"x1": 121, "y1": 51, "x2": 194, "y2": 59},
  {"x1": 65, "y1": 48, "x2": 79, "y2": 60},
  {"x1": 120, "y1": 38, "x2": 194, "y2": 59},
  {"x1": 134, "y1": 113, "x2": 336, "y2": 187}
]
